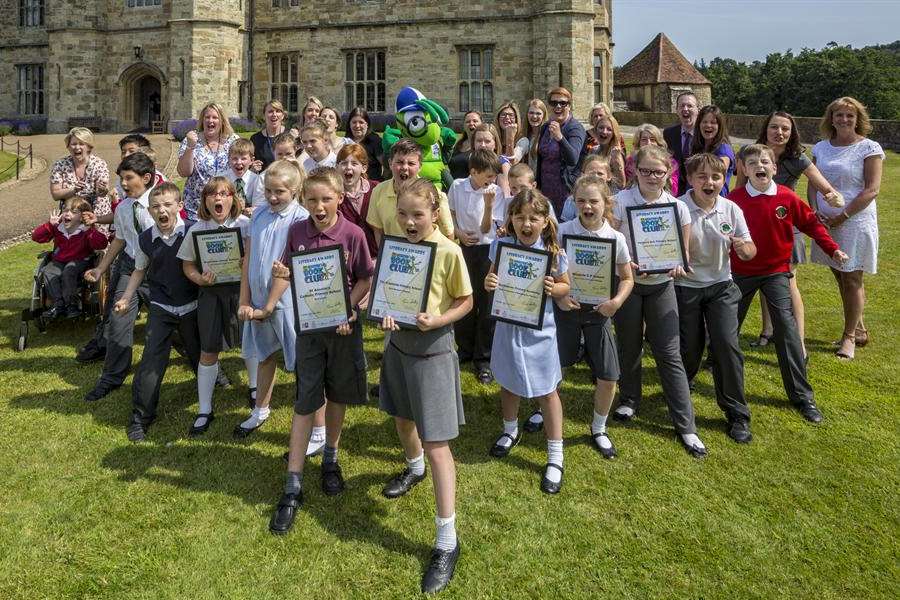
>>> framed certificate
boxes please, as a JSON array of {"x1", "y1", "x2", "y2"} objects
[
  {"x1": 192, "y1": 227, "x2": 245, "y2": 285},
  {"x1": 489, "y1": 241, "x2": 552, "y2": 330},
  {"x1": 367, "y1": 236, "x2": 437, "y2": 328},
  {"x1": 625, "y1": 203, "x2": 687, "y2": 274},
  {"x1": 288, "y1": 245, "x2": 352, "y2": 335},
  {"x1": 563, "y1": 235, "x2": 616, "y2": 307}
]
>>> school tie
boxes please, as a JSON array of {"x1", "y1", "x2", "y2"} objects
[
  {"x1": 235, "y1": 178, "x2": 247, "y2": 206},
  {"x1": 132, "y1": 201, "x2": 142, "y2": 233},
  {"x1": 682, "y1": 131, "x2": 692, "y2": 159}
]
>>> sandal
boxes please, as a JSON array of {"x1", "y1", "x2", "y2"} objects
[
  {"x1": 835, "y1": 334, "x2": 855, "y2": 361},
  {"x1": 750, "y1": 332, "x2": 773, "y2": 347},
  {"x1": 854, "y1": 327, "x2": 869, "y2": 348},
  {"x1": 489, "y1": 430, "x2": 520, "y2": 458}
]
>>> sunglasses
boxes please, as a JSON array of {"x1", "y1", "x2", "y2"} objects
[{"x1": 548, "y1": 100, "x2": 570, "y2": 108}]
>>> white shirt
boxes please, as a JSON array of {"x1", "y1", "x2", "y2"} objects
[
  {"x1": 557, "y1": 217, "x2": 631, "y2": 265},
  {"x1": 448, "y1": 177, "x2": 499, "y2": 245},
  {"x1": 221, "y1": 169, "x2": 265, "y2": 208},
  {"x1": 176, "y1": 214, "x2": 251, "y2": 263},
  {"x1": 57, "y1": 223, "x2": 86, "y2": 238},
  {"x1": 612, "y1": 186, "x2": 691, "y2": 286},
  {"x1": 746, "y1": 180, "x2": 777, "y2": 197},
  {"x1": 302, "y1": 151, "x2": 336, "y2": 174},
  {"x1": 113, "y1": 187, "x2": 155, "y2": 259},
  {"x1": 135, "y1": 217, "x2": 198, "y2": 316},
  {"x1": 676, "y1": 192, "x2": 752, "y2": 288}
]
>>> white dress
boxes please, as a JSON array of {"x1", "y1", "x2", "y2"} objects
[{"x1": 810, "y1": 139, "x2": 885, "y2": 273}]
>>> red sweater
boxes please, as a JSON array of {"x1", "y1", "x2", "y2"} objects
[
  {"x1": 31, "y1": 222, "x2": 108, "y2": 263},
  {"x1": 728, "y1": 184, "x2": 839, "y2": 276}
]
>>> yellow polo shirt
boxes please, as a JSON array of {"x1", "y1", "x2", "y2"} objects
[
  {"x1": 420, "y1": 227, "x2": 472, "y2": 315},
  {"x1": 366, "y1": 179, "x2": 455, "y2": 240}
]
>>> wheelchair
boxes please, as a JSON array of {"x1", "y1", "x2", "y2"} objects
[{"x1": 16, "y1": 250, "x2": 109, "y2": 351}]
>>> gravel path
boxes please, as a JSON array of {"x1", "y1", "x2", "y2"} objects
[{"x1": 0, "y1": 134, "x2": 176, "y2": 244}]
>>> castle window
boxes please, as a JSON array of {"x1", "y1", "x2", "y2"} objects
[
  {"x1": 269, "y1": 52, "x2": 300, "y2": 113},
  {"x1": 126, "y1": 0, "x2": 161, "y2": 6},
  {"x1": 593, "y1": 53, "x2": 603, "y2": 103},
  {"x1": 457, "y1": 47, "x2": 493, "y2": 114},
  {"x1": 16, "y1": 64, "x2": 44, "y2": 115},
  {"x1": 19, "y1": 0, "x2": 44, "y2": 26},
  {"x1": 272, "y1": 0, "x2": 300, "y2": 7},
  {"x1": 344, "y1": 50, "x2": 386, "y2": 112}
]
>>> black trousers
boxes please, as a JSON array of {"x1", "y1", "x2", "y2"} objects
[
  {"x1": 675, "y1": 281, "x2": 750, "y2": 423},
  {"x1": 131, "y1": 304, "x2": 201, "y2": 426},
  {"x1": 454, "y1": 243, "x2": 494, "y2": 366},
  {"x1": 734, "y1": 272, "x2": 813, "y2": 407}
]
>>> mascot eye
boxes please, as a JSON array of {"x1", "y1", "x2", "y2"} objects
[{"x1": 403, "y1": 110, "x2": 428, "y2": 135}]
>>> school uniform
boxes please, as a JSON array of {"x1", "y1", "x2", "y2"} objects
[
  {"x1": 489, "y1": 236, "x2": 569, "y2": 398},
  {"x1": 379, "y1": 228, "x2": 472, "y2": 442},
  {"x1": 675, "y1": 192, "x2": 752, "y2": 424},
  {"x1": 130, "y1": 218, "x2": 201, "y2": 426},
  {"x1": 177, "y1": 215, "x2": 251, "y2": 352},
  {"x1": 729, "y1": 182, "x2": 839, "y2": 409},
  {"x1": 555, "y1": 218, "x2": 629, "y2": 382},
  {"x1": 242, "y1": 201, "x2": 309, "y2": 369},
  {"x1": 32, "y1": 222, "x2": 108, "y2": 304},
  {"x1": 301, "y1": 152, "x2": 336, "y2": 175},
  {"x1": 366, "y1": 179, "x2": 455, "y2": 240},
  {"x1": 448, "y1": 177, "x2": 498, "y2": 367},
  {"x1": 282, "y1": 214, "x2": 374, "y2": 415},
  {"x1": 611, "y1": 186, "x2": 698, "y2": 434},
  {"x1": 96, "y1": 188, "x2": 155, "y2": 389},
  {"x1": 222, "y1": 169, "x2": 265, "y2": 210}
]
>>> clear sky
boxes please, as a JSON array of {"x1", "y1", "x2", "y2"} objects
[{"x1": 612, "y1": 0, "x2": 900, "y2": 66}]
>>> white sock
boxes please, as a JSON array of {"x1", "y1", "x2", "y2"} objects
[
  {"x1": 546, "y1": 439, "x2": 564, "y2": 483},
  {"x1": 497, "y1": 419, "x2": 518, "y2": 448},
  {"x1": 406, "y1": 452, "x2": 426, "y2": 476},
  {"x1": 435, "y1": 513, "x2": 457, "y2": 551},
  {"x1": 244, "y1": 356, "x2": 259, "y2": 397},
  {"x1": 240, "y1": 406, "x2": 270, "y2": 430},
  {"x1": 681, "y1": 433, "x2": 705, "y2": 450},
  {"x1": 310, "y1": 425, "x2": 326, "y2": 442},
  {"x1": 591, "y1": 411, "x2": 608, "y2": 435},
  {"x1": 197, "y1": 362, "x2": 217, "y2": 415}
]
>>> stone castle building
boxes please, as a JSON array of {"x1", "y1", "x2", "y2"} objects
[{"x1": 1, "y1": 0, "x2": 614, "y2": 133}]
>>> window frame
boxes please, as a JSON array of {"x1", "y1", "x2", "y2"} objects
[
  {"x1": 125, "y1": 0, "x2": 162, "y2": 7},
  {"x1": 19, "y1": 0, "x2": 44, "y2": 26},
  {"x1": 268, "y1": 52, "x2": 300, "y2": 113},
  {"x1": 457, "y1": 46, "x2": 494, "y2": 114},
  {"x1": 16, "y1": 63, "x2": 45, "y2": 116},
  {"x1": 343, "y1": 48, "x2": 387, "y2": 113},
  {"x1": 593, "y1": 53, "x2": 603, "y2": 104}
]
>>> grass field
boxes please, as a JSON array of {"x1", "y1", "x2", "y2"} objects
[
  {"x1": 0, "y1": 150, "x2": 24, "y2": 184},
  {"x1": 0, "y1": 153, "x2": 897, "y2": 599}
]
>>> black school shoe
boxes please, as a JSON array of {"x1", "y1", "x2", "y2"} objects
[
  {"x1": 65, "y1": 303, "x2": 82, "y2": 319},
  {"x1": 476, "y1": 366, "x2": 494, "y2": 385},
  {"x1": 188, "y1": 413, "x2": 215, "y2": 437},
  {"x1": 799, "y1": 402, "x2": 824, "y2": 424},
  {"x1": 421, "y1": 542, "x2": 461, "y2": 594},
  {"x1": 382, "y1": 467, "x2": 426, "y2": 498},
  {"x1": 726, "y1": 420, "x2": 752, "y2": 444},
  {"x1": 522, "y1": 409, "x2": 544, "y2": 433},
  {"x1": 321, "y1": 462, "x2": 345, "y2": 496},
  {"x1": 126, "y1": 421, "x2": 148, "y2": 442},
  {"x1": 612, "y1": 397, "x2": 639, "y2": 421},
  {"x1": 540, "y1": 463, "x2": 564, "y2": 494},
  {"x1": 269, "y1": 491, "x2": 303, "y2": 535},
  {"x1": 76, "y1": 340, "x2": 106, "y2": 363},
  {"x1": 591, "y1": 430, "x2": 617, "y2": 459},
  {"x1": 84, "y1": 382, "x2": 120, "y2": 402},
  {"x1": 489, "y1": 430, "x2": 520, "y2": 458}
]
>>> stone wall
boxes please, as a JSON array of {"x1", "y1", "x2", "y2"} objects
[{"x1": 614, "y1": 110, "x2": 900, "y2": 150}]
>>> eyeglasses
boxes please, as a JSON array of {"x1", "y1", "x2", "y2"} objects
[
  {"x1": 548, "y1": 100, "x2": 570, "y2": 108},
  {"x1": 638, "y1": 168, "x2": 668, "y2": 178},
  {"x1": 210, "y1": 191, "x2": 234, "y2": 198},
  {"x1": 498, "y1": 112, "x2": 516, "y2": 120}
]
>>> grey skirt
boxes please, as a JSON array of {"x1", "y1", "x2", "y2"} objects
[
  {"x1": 378, "y1": 325, "x2": 465, "y2": 442},
  {"x1": 198, "y1": 284, "x2": 242, "y2": 353}
]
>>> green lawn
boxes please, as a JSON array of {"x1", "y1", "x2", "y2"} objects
[
  {"x1": 0, "y1": 154, "x2": 897, "y2": 599},
  {"x1": 0, "y1": 150, "x2": 23, "y2": 184}
]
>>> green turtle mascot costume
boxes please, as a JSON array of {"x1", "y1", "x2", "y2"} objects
[{"x1": 382, "y1": 86, "x2": 458, "y2": 190}]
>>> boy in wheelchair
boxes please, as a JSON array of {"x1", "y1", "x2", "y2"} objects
[{"x1": 31, "y1": 198, "x2": 108, "y2": 319}]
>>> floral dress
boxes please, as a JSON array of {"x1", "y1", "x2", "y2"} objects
[
  {"x1": 49, "y1": 154, "x2": 112, "y2": 218},
  {"x1": 178, "y1": 133, "x2": 239, "y2": 220}
]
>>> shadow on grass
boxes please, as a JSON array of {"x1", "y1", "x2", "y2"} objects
[{"x1": 99, "y1": 441, "x2": 432, "y2": 563}]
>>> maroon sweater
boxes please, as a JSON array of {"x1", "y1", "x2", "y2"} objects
[
  {"x1": 728, "y1": 184, "x2": 839, "y2": 276},
  {"x1": 31, "y1": 222, "x2": 108, "y2": 263}
]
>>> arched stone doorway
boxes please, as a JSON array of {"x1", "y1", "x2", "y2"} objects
[{"x1": 117, "y1": 62, "x2": 168, "y2": 131}]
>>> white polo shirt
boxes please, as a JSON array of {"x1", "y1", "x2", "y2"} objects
[
  {"x1": 302, "y1": 151, "x2": 337, "y2": 175},
  {"x1": 612, "y1": 186, "x2": 690, "y2": 286},
  {"x1": 113, "y1": 187, "x2": 155, "y2": 259},
  {"x1": 221, "y1": 169, "x2": 265, "y2": 208},
  {"x1": 557, "y1": 217, "x2": 631, "y2": 265},
  {"x1": 676, "y1": 192, "x2": 752, "y2": 288},
  {"x1": 448, "y1": 177, "x2": 500, "y2": 245}
]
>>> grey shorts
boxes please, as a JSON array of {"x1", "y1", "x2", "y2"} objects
[
  {"x1": 294, "y1": 324, "x2": 368, "y2": 415},
  {"x1": 378, "y1": 325, "x2": 465, "y2": 442},
  {"x1": 197, "y1": 285, "x2": 242, "y2": 353},
  {"x1": 791, "y1": 230, "x2": 807, "y2": 265},
  {"x1": 555, "y1": 306, "x2": 620, "y2": 382}
]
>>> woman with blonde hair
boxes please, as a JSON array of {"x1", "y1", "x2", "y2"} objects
[
  {"x1": 50, "y1": 127, "x2": 111, "y2": 217},
  {"x1": 624, "y1": 123, "x2": 679, "y2": 192},
  {"x1": 495, "y1": 101, "x2": 529, "y2": 164},
  {"x1": 589, "y1": 102, "x2": 627, "y2": 154},
  {"x1": 585, "y1": 112, "x2": 626, "y2": 191},
  {"x1": 250, "y1": 100, "x2": 287, "y2": 171},
  {"x1": 809, "y1": 96, "x2": 885, "y2": 360},
  {"x1": 177, "y1": 102, "x2": 240, "y2": 219},
  {"x1": 525, "y1": 99, "x2": 549, "y2": 171}
]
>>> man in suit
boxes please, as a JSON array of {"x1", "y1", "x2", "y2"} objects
[{"x1": 663, "y1": 91, "x2": 699, "y2": 195}]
